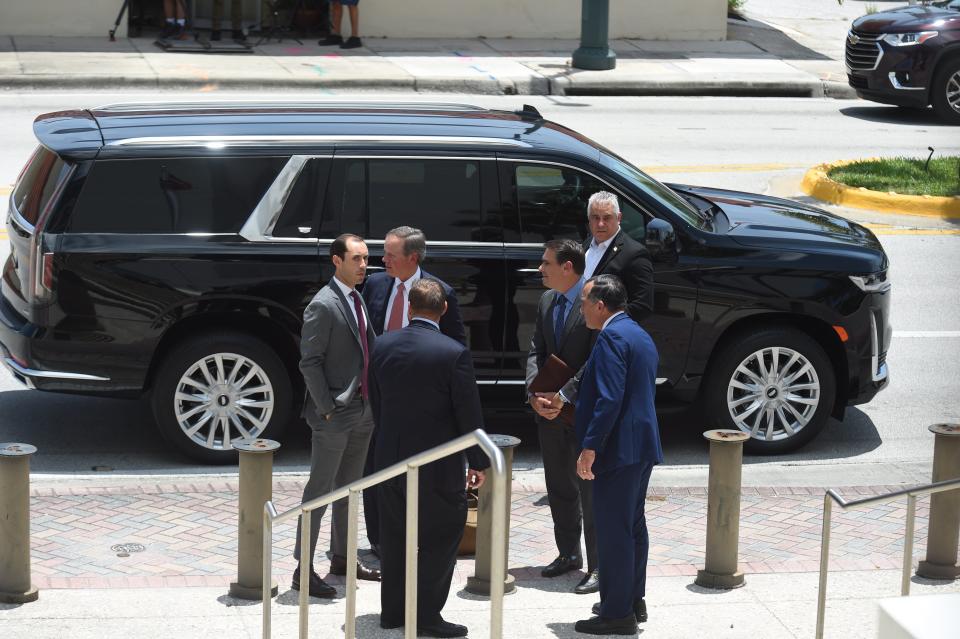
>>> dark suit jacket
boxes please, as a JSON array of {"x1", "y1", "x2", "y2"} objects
[
  {"x1": 574, "y1": 313, "x2": 663, "y2": 474},
  {"x1": 370, "y1": 320, "x2": 489, "y2": 491},
  {"x1": 361, "y1": 270, "x2": 466, "y2": 345},
  {"x1": 586, "y1": 230, "x2": 654, "y2": 323},
  {"x1": 525, "y1": 287, "x2": 597, "y2": 404}
]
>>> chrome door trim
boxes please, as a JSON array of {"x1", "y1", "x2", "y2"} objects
[{"x1": 108, "y1": 135, "x2": 531, "y2": 149}]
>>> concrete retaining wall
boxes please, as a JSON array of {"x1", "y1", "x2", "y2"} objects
[{"x1": 0, "y1": 1, "x2": 128, "y2": 38}]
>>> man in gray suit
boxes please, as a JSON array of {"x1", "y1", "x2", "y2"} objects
[
  {"x1": 526, "y1": 239, "x2": 600, "y2": 594},
  {"x1": 293, "y1": 233, "x2": 381, "y2": 599}
]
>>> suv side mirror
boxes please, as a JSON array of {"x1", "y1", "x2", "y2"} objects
[{"x1": 645, "y1": 218, "x2": 676, "y2": 259}]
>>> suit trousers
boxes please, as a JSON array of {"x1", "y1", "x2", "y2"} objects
[
  {"x1": 378, "y1": 477, "x2": 467, "y2": 626},
  {"x1": 293, "y1": 398, "x2": 374, "y2": 563},
  {"x1": 537, "y1": 417, "x2": 598, "y2": 570},
  {"x1": 593, "y1": 461, "x2": 654, "y2": 619}
]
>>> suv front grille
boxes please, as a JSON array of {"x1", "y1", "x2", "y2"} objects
[
  {"x1": 848, "y1": 74, "x2": 869, "y2": 90},
  {"x1": 846, "y1": 30, "x2": 883, "y2": 71}
]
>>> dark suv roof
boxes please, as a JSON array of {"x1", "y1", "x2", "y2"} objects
[{"x1": 33, "y1": 101, "x2": 603, "y2": 161}]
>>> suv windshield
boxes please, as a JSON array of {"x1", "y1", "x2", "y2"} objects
[
  {"x1": 932, "y1": 1, "x2": 960, "y2": 10},
  {"x1": 599, "y1": 151, "x2": 705, "y2": 229}
]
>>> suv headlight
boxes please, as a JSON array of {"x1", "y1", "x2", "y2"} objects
[
  {"x1": 881, "y1": 31, "x2": 938, "y2": 47},
  {"x1": 850, "y1": 271, "x2": 890, "y2": 293}
]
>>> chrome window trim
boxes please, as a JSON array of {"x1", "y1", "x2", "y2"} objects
[
  {"x1": 335, "y1": 155, "x2": 496, "y2": 161},
  {"x1": 240, "y1": 155, "x2": 313, "y2": 242},
  {"x1": 93, "y1": 100, "x2": 489, "y2": 113},
  {"x1": 4, "y1": 358, "x2": 111, "y2": 382},
  {"x1": 888, "y1": 72, "x2": 926, "y2": 91},
  {"x1": 107, "y1": 135, "x2": 531, "y2": 149},
  {"x1": 8, "y1": 193, "x2": 34, "y2": 235}
]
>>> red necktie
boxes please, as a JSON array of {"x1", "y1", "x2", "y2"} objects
[
  {"x1": 349, "y1": 291, "x2": 369, "y2": 400},
  {"x1": 386, "y1": 282, "x2": 406, "y2": 332}
]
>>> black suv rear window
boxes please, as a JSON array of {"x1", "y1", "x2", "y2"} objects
[
  {"x1": 12, "y1": 146, "x2": 69, "y2": 227},
  {"x1": 69, "y1": 157, "x2": 287, "y2": 234}
]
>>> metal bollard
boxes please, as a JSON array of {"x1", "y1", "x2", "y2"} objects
[
  {"x1": 229, "y1": 438, "x2": 280, "y2": 600},
  {"x1": 0, "y1": 443, "x2": 39, "y2": 604},
  {"x1": 695, "y1": 430, "x2": 748, "y2": 589},
  {"x1": 917, "y1": 423, "x2": 960, "y2": 580},
  {"x1": 466, "y1": 434, "x2": 521, "y2": 596}
]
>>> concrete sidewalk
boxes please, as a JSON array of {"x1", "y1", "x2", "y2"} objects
[
  {"x1": 2, "y1": 476, "x2": 959, "y2": 637},
  {"x1": 0, "y1": 13, "x2": 853, "y2": 97}
]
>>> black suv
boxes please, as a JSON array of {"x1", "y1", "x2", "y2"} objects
[
  {"x1": 1, "y1": 101, "x2": 891, "y2": 462},
  {"x1": 846, "y1": 0, "x2": 960, "y2": 123}
]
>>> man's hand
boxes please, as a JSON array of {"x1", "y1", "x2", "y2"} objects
[
  {"x1": 533, "y1": 392, "x2": 563, "y2": 420},
  {"x1": 576, "y1": 449, "x2": 596, "y2": 481},
  {"x1": 466, "y1": 469, "x2": 486, "y2": 490}
]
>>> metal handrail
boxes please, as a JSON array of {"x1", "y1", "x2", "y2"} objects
[
  {"x1": 261, "y1": 428, "x2": 507, "y2": 639},
  {"x1": 815, "y1": 477, "x2": 960, "y2": 639}
]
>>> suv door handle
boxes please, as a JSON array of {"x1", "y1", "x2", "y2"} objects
[{"x1": 516, "y1": 268, "x2": 540, "y2": 274}]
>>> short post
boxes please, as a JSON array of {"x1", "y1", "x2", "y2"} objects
[
  {"x1": 917, "y1": 424, "x2": 960, "y2": 580},
  {"x1": 695, "y1": 430, "x2": 748, "y2": 589},
  {"x1": 572, "y1": 0, "x2": 616, "y2": 71},
  {"x1": 466, "y1": 434, "x2": 521, "y2": 596},
  {"x1": 229, "y1": 438, "x2": 280, "y2": 600},
  {"x1": 0, "y1": 443, "x2": 39, "y2": 604}
]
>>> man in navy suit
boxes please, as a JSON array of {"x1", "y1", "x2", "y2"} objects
[
  {"x1": 369, "y1": 278, "x2": 488, "y2": 638},
  {"x1": 361, "y1": 226, "x2": 467, "y2": 554},
  {"x1": 573, "y1": 274, "x2": 663, "y2": 636}
]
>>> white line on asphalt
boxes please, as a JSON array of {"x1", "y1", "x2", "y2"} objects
[{"x1": 893, "y1": 331, "x2": 960, "y2": 338}]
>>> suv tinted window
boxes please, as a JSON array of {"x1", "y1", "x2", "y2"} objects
[
  {"x1": 12, "y1": 146, "x2": 69, "y2": 227},
  {"x1": 343, "y1": 158, "x2": 483, "y2": 241},
  {"x1": 273, "y1": 158, "x2": 333, "y2": 238},
  {"x1": 512, "y1": 163, "x2": 647, "y2": 243},
  {"x1": 69, "y1": 157, "x2": 286, "y2": 234}
]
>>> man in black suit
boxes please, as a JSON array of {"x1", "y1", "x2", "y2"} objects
[
  {"x1": 361, "y1": 226, "x2": 467, "y2": 556},
  {"x1": 525, "y1": 239, "x2": 600, "y2": 594},
  {"x1": 369, "y1": 279, "x2": 488, "y2": 639},
  {"x1": 582, "y1": 191, "x2": 654, "y2": 323}
]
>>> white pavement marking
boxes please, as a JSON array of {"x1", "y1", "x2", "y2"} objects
[{"x1": 893, "y1": 331, "x2": 960, "y2": 338}]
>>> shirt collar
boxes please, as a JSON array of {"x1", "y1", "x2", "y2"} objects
[
  {"x1": 601, "y1": 310, "x2": 626, "y2": 331},
  {"x1": 557, "y1": 277, "x2": 584, "y2": 306},
  {"x1": 332, "y1": 275, "x2": 356, "y2": 298},
  {"x1": 410, "y1": 316, "x2": 440, "y2": 330},
  {"x1": 397, "y1": 267, "x2": 422, "y2": 290},
  {"x1": 590, "y1": 229, "x2": 620, "y2": 252}
]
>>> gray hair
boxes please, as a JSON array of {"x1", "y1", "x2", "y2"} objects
[
  {"x1": 586, "y1": 274, "x2": 627, "y2": 312},
  {"x1": 386, "y1": 226, "x2": 427, "y2": 263},
  {"x1": 587, "y1": 191, "x2": 621, "y2": 217}
]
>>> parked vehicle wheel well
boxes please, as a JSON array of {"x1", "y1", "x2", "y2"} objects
[
  {"x1": 704, "y1": 313, "x2": 848, "y2": 418},
  {"x1": 143, "y1": 312, "x2": 302, "y2": 399},
  {"x1": 931, "y1": 46, "x2": 960, "y2": 103}
]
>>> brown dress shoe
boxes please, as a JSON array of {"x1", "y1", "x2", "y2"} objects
[{"x1": 329, "y1": 555, "x2": 381, "y2": 581}]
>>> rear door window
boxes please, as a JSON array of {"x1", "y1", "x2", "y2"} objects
[
  {"x1": 12, "y1": 146, "x2": 70, "y2": 228},
  {"x1": 69, "y1": 157, "x2": 287, "y2": 233}
]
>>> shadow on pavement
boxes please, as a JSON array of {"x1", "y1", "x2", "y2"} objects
[
  {"x1": 838, "y1": 105, "x2": 950, "y2": 127},
  {"x1": 727, "y1": 16, "x2": 833, "y2": 61}
]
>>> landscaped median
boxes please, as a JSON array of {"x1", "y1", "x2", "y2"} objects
[{"x1": 802, "y1": 157, "x2": 960, "y2": 219}]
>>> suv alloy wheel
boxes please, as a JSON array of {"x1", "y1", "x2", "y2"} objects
[
  {"x1": 151, "y1": 332, "x2": 292, "y2": 463},
  {"x1": 705, "y1": 328, "x2": 837, "y2": 455},
  {"x1": 932, "y1": 57, "x2": 960, "y2": 124}
]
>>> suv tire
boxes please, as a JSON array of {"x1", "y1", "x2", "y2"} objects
[
  {"x1": 931, "y1": 57, "x2": 960, "y2": 125},
  {"x1": 150, "y1": 332, "x2": 292, "y2": 463},
  {"x1": 704, "y1": 327, "x2": 836, "y2": 455}
]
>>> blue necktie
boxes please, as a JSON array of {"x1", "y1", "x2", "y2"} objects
[{"x1": 553, "y1": 294, "x2": 567, "y2": 350}]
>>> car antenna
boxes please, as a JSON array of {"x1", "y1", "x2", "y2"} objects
[{"x1": 516, "y1": 104, "x2": 543, "y2": 120}]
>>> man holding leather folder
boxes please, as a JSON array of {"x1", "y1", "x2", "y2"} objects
[{"x1": 526, "y1": 239, "x2": 600, "y2": 594}]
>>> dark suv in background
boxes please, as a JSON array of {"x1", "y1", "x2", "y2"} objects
[
  {"x1": 1, "y1": 102, "x2": 891, "y2": 462},
  {"x1": 846, "y1": 0, "x2": 960, "y2": 123}
]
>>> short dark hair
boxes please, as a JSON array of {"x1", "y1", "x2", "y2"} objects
[
  {"x1": 386, "y1": 226, "x2": 427, "y2": 263},
  {"x1": 544, "y1": 239, "x2": 585, "y2": 275},
  {"x1": 586, "y1": 274, "x2": 627, "y2": 312},
  {"x1": 330, "y1": 233, "x2": 364, "y2": 260},
  {"x1": 408, "y1": 278, "x2": 445, "y2": 316}
]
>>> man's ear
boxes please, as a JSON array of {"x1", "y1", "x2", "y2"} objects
[
  {"x1": 441, "y1": 301, "x2": 449, "y2": 317},
  {"x1": 331, "y1": 254, "x2": 342, "y2": 269}
]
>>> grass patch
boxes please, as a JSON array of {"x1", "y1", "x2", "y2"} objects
[{"x1": 827, "y1": 157, "x2": 960, "y2": 197}]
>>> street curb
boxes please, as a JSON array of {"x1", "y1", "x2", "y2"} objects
[{"x1": 801, "y1": 160, "x2": 960, "y2": 220}]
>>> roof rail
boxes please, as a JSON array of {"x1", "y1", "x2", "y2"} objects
[{"x1": 91, "y1": 100, "x2": 490, "y2": 113}]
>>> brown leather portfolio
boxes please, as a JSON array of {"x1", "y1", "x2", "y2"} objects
[{"x1": 529, "y1": 354, "x2": 576, "y2": 425}]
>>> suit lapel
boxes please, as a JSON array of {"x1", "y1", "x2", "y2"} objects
[
  {"x1": 543, "y1": 293, "x2": 558, "y2": 352},
  {"x1": 556, "y1": 295, "x2": 582, "y2": 352},
  {"x1": 330, "y1": 283, "x2": 362, "y2": 345},
  {"x1": 593, "y1": 232, "x2": 624, "y2": 276},
  {"x1": 375, "y1": 276, "x2": 395, "y2": 332}
]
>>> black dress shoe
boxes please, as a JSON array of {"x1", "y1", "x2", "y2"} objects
[
  {"x1": 592, "y1": 598, "x2": 647, "y2": 622},
  {"x1": 574, "y1": 614, "x2": 637, "y2": 635},
  {"x1": 369, "y1": 543, "x2": 381, "y2": 559},
  {"x1": 541, "y1": 554, "x2": 583, "y2": 578},
  {"x1": 291, "y1": 566, "x2": 336, "y2": 598},
  {"x1": 380, "y1": 616, "x2": 402, "y2": 630},
  {"x1": 574, "y1": 569, "x2": 599, "y2": 594},
  {"x1": 340, "y1": 36, "x2": 363, "y2": 49},
  {"x1": 319, "y1": 34, "x2": 343, "y2": 46},
  {"x1": 329, "y1": 555, "x2": 381, "y2": 581},
  {"x1": 418, "y1": 618, "x2": 468, "y2": 638}
]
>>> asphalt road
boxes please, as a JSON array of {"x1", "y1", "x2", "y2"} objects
[{"x1": 0, "y1": 92, "x2": 957, "y2": 487}]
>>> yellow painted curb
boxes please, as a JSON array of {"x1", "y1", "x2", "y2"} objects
[{"x1": 801, "y1": 159, "x2": 960, "y2": 220}]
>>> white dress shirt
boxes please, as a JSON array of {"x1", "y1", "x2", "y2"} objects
[
  {"x1": 584, "y1": 231, "x2": 618, "y2": 279},
  {"x1": 332, "y1": 275, "x2": 369, "y2": 330},
  {"x1": 602, "y1": 310, "x2": 626, "y2": 331},
  {"x1": 383, "y1": 267, "x2": 422, "y2": 332},
  {"x1": 410, "y1": 316, "x2": 440, "y2": 330}
]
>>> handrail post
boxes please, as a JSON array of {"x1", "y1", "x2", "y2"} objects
[
  {"x1": 230, "y1": 438, "x2": 280, "y2": 600},
  {"x1": 695, "y1": 430, "x2": 748, "y2": 589},
  {"x1": 404, "y1": 466, "x2": 419, "y2": 639},
  {"x1": 466, "y1": 434, "x2": 520, "y2": 596},
  {"x1": 917, "y1": 423, "x2": 960, "y2": 580},
  {"x1": 298, "y1": 509, "x2": 310, "y2": 639},
  {"x1": 902, "y1": 495, "x2": 917, "y2": 596},
  {"x1": 815, "y1": 494, "x2": 833, "y2": 639},
  {"x1": 0, "y1": 443, "x2": 39, "y2": 604}
]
